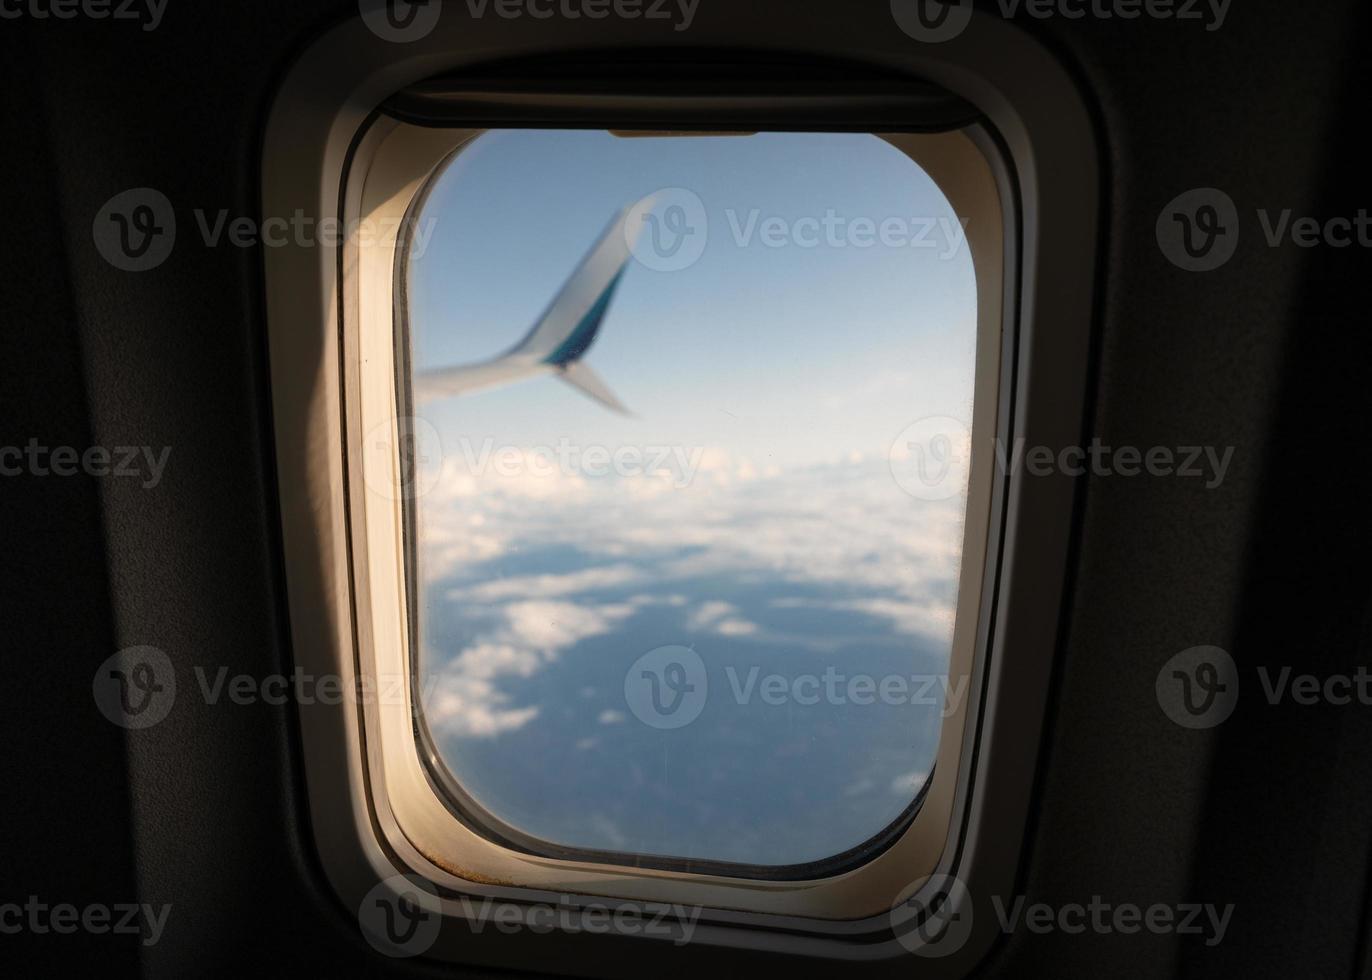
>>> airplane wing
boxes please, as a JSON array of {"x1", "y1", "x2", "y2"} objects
[
  {"x1": 414, "y1": 204, "x2": 643, "y2": 411},
  {"x1": 557, "y1": 361, "x2": 629, "y2": 415},
  {"x1": 507, "y1": 205, "x2": 639, "y2": 367},
  {"x1": 412, "y1": 356, "x2": 546, "y2": 404}
]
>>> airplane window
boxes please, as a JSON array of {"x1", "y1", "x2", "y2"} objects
[{"x1": 402, "y1": 129, "x2": 978, "y2": 872}]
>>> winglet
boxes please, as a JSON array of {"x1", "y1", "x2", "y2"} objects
[
  {"x1": 414, "y1": 205, "x2": 643, "y2": 412},
  {"x1": 557, "y1": 361, "x2": 631, "y2": 416},
  {"x1": 508, "y1": 206, "x2": 638, "y2": 367}
]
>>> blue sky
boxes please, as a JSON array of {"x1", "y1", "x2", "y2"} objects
[{"x1": 408, "y1": 129, "x2": 977, "y2": 867}]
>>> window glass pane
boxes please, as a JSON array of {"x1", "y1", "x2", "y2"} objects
[{"x1": 406, "y1": 129, "x2": 978, "y2": 870}]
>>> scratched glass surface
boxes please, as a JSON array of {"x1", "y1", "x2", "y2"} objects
[{"x1": 405, "y1": 130, "x2": 978, "y2": 867}]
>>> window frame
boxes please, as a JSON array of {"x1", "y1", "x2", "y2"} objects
[
  {"x1": 360, "y1": 119, "x2": 1001, "y2": 902},
  {"x1": 262, "y1": 11, "x2": 1098, "y2": 974}
]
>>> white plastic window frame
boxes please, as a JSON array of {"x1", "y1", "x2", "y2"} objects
[
  {"x1": 353, "y1": 118, "x2": 999, "y2": 914},
  {"x1": 262, "y1": 10, "x2": 1098, "y2": 975}
]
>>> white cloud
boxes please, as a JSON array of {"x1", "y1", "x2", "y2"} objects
[
  {"x1": 686, "y1": 600, "x2": 737, "y2": 630},
  {"x1": 715, "y1": 618, "x2": 759, "y2": 637},
  {"x1": 685, "y1": 599, "x2": 760, "y2": 638},
  {"x1": 424, "y1": 672, "x2": 540, "y2": 738},
  {"x1": 423, "y1": 599, "x2": 633, "y2": 738},
  {"x1": 419, "y1": 451, "x2": 968, "y2": 736},
  {"x1": 501, "y1": 599, "x2": 633, "y2": 652},
  {"x1": 450, "y1": 564, "x2": 644, "y2": 603},
  {"x1": 889, "y1": 770, "x2": 931, "y2": 796}
]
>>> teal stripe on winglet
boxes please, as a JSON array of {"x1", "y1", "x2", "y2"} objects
[{"x1": 543, "y1": 267, "x2": 627, "y2": 367}]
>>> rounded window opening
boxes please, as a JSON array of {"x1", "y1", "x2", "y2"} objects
[{"x1": 402, "y1": 129, "x2": 979, "y2": 874}]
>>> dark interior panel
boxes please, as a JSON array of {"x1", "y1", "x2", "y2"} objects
[{"x1": 2, "y1": 2, "x2": 1368, "y2": 976}]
